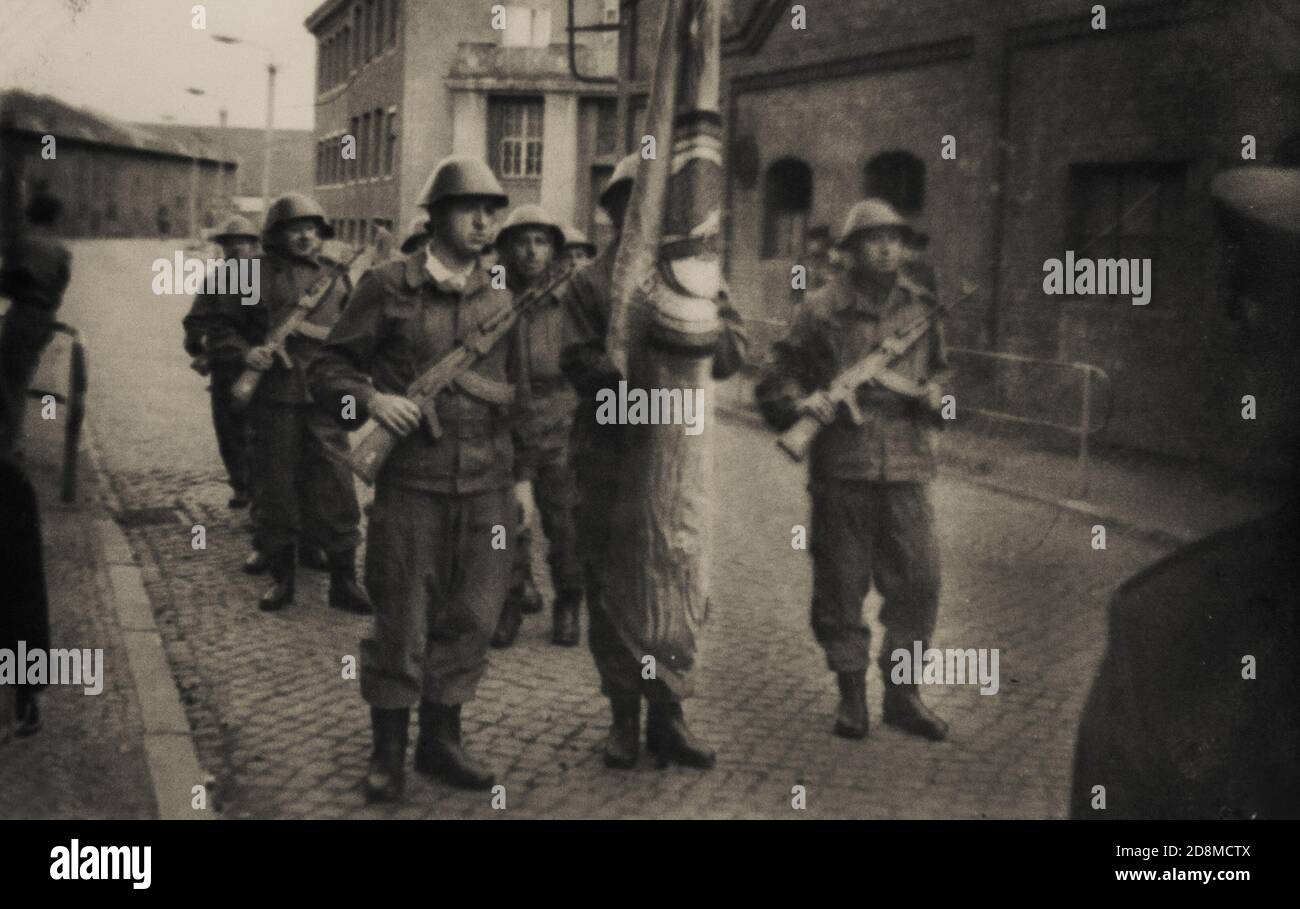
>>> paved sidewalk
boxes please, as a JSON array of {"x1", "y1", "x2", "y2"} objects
[
  {"x1": 717, "y1": 370, "x2": 1281, "y2": 545},
  {"x1": 0, "y1": 416, "x2": 157, "y2": 819}
]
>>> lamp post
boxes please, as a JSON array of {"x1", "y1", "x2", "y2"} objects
[{"x1": 212, "y1": 34, "x2": 277, "y2": 218}]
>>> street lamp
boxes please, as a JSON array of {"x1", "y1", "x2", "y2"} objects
[{"x1": 211, "y1": 34, "x2": 277, "y2": 217}]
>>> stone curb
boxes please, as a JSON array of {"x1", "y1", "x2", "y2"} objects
[{"x1": 83, "y1": 425, "x2": 215, "y2": 820}]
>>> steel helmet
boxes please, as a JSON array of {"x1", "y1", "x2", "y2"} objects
[
  {"x1": 561, "y1": 224, "x2": 597, "y2": 254},
  {"x1": 210, "y1": 215, "x2": 259, "y2": 244},
  {"x1": 418, "y1": 155, "x2": 508, "y2": 210},
  {"x1": 400, "y1": 215, "x2": 430, "y2": 254},
  {"x1": 262, "y1": 193, "x2": 335, "y2": 238},
  {"x1": 599, "y1": 152, "x2": 639, "y2": 211},
  {"x1": 493, "y1": 204, "x2": 565, "y2": 250},
  {"x1": 836, "y1": 198, "x2": 911, "y2": 248}
]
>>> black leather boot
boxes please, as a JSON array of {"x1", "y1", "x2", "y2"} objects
[
  {"x1": 646, "y1": 702, "x2": 716, "y2": 770},
  {"x1": 413, "y1": 702, "x2": 495, "y2": 790},
  {"x1": 833, "y1": 672, "x2": 869, "y2": 739},
  {"x1": 882, "y1": 686, "x2": 949, "y2": 741},
  {"x1": 603, "y1": 696, "x2": 640, "y2": 769},
  {"x1": 299, "y1": 546, "x2": 329, "y2": 571},
  {"x1": 551, "y1": 590, "x2": 582, "y2": 647},
  {"x1": 364, "y1": 707, "x2": 409, "y2": 804},
  {"x1": 258, "y1": 545, "x2": 295, "y2": 611},
  {"x1": 242, "y1": 547, "x2": 269, "y2": 575},
  {"x1": 327, "y1": 549, "x2": 373, "y2": 615},
  {"x1": 490, "y1": 598, "x2": 523, "y2": 649}
]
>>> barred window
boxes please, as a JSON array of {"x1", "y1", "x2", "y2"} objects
[
  {"x1": 491, "y1": 97, "x2": 544, "y2": 178},
  {"x1": 762, "y1": 158, "x2": 813, "y2": 260},
  {"x1": 384, "y1": 109, "x2": 398, "y2": 176}
]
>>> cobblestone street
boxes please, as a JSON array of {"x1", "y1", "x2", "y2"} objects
[{"x1": 65, "y1": 240, "x2": 1168, "y2": 819}]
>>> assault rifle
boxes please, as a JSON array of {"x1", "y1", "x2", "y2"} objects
[
  {"x1": 347, "y1": 266, "x2": 572, "y2": 485},
  {"x1": 777, "y1": 281, "x2": 977, "y2": 462},
  {"x1": 230, "y1": 247, "x2": 370, "y2": 410}
]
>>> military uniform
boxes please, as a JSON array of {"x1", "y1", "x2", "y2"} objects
[
  {"x1": 205, "y1": 247, "x2": 362, "y2": 586},
  {"x1": 488, "y1": 205, "x2": 584, "y2": 648},
  {"x1": 559, "y1": 244, "x2": 747, "y2": 704},
  {"x1": 758, "y1": 197, "x2": 950, "y2": 741},
  {"x1": 311, "y1": 248, "x2": 521, "y2": 706},
  {"x1": 760, "y1": 268, "x2": 948, "y2": 667},
  {"x1": 183, "y1": 280, "x2": 251, "y2": 501}
]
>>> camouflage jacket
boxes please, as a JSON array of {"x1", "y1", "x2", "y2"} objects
[
  {"x1": 308, "y1": 248, "x2": 522, "y2": 494},
  {"x1": 757, "y1": 269, "x2": 949, "y2": 483}
]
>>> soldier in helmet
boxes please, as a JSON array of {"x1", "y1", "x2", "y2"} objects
[
  {"x1": 309, "y1": 156, "x2": 518, "y2": 803},
  {"x1": 558, "y1": 153, "x2": 747, "y2": 770},
  {"x1": 399, "y1": 215, "x2": 429, "y2": 255},
  {"x1": 204, "y1": 193, "x2": 370, "y2": 615},
  {"x1": 488, "y1": 205, "x2": 584, "y2": 649},
  {"x1": 560, "y1": 225, "x2": 597, "y2": 272},
  {"x1": 182, "y1": 215, "x2": 260, "y2": 509},
  {"x1": 756, "y1": 197, "x2": 951, "y2": 744}
]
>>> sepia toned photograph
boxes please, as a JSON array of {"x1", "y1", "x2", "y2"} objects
[{"x1": 1, "y1": 0, "x2": 1297, "y2": 878}]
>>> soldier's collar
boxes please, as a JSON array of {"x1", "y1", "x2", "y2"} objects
[{"x1": 404, "y1": 246, "x2": 490, "y2": 296}]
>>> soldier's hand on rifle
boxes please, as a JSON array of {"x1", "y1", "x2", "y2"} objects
[
  {"x1": 797, "y1": 390, "x2": 837, "y2": 424},
  {"x1": 245, "y1": 345, "x2": 275, "y2": 372},
  {"x1": 370, "y1": 393, "x2": 423, "y2": 437}
]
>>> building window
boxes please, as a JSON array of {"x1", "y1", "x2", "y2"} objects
[
  {"x1": 365, "y1": 0, "x2": 375, "y2": 60},
  {"x1": 388, "y1": 0, "x2": 398, "y2": 46},
  {"x1": 501, "y1": 5, "x2": 551, "y2": 48},
  {"x1": 361, "y1": 112, "x2": 372, "y2": 177},
  {"x1": 762, "y1": 158, "x2": 813, "y2": 260},
  {"x1": 864, "y1": 151, "x2": 925, "y2": 216},
  {"x1": 352, "y1": 5, "x2": 361, "y2": 68},
  {"x1": 1067, "y1": 162, "x2": 1187, "y2": 304},
  {"x1": 595, "y1": 98, "x2": 617, "y2": 156},
  {"x1": 384, "y1": 108, "x2": 398, "y2": 176},
  {"x1": 490, "y1": 97, "x2": 544, "y2": 178},
  {"x1": 372, "y1": 107, "x2": 384, "y2": 177},
  {"x1": 349, "y1": 117, "x2": 360, "y2": 181},
  {"x1": 375, "y1": 0, "x2": 385, "y2": 53}
]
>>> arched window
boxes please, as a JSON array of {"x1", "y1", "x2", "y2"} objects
[
  {"x1": 864, "y1": 151, "x2": 925, "y2": 215},
  {"x1": 762, "y1": 158, "x2": 813, "y2": 260}
]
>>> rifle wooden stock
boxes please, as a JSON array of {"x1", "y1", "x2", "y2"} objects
[
  {"x1": 230, "y1": 249, "x2": 368, "y2": 411},
  {"x1": 776, "y1": 284, "x2": 976, "y2": 462},
  {"x1": 344, "y1": 267, "x2": 571, "y2": 485}
]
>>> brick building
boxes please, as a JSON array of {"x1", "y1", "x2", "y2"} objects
[
  {"x1": 1, "y1": 90, "x2": 237, "y2": 239},
  {"x1": 616, "y1": 0, "x2": 1300, "y2": 476},
  {"x1": 305, "y1": 0, "x2": 621, "y2": 250},
  {"x1": 143, "y1": 123, "x2": 316, "y2": 219}
]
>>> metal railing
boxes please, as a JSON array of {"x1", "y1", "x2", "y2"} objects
[
  {"x1": 26, "y1": 321, "x2": 89, "y2": 502},
  {"x1": 946, "y1": 347, "x2": 1109, "y2": 499}
]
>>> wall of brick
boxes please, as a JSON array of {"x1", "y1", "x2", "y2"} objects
[{"x1": 697, "y1": 0, "x2": 1300, "y2": 476}]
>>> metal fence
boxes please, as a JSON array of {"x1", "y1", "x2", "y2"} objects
[
  {"x1": 946, "y1": 347, "x2": 1109, "y2": 498},
  {"x1": 26, "y1": 321, "x2": 89, "y2": 502}
]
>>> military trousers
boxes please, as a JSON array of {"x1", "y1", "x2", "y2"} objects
[
  {"x1": 209, "y1": 369, "x2": 250, "y2": 496},
  {"x1": 247, "y1": 402, "x2": 360, "y2": 553},
  {"x1": 575, "y1": 448, "x2": 690, "y2": 704},
  {"x1": 511, "y1": 442, "x2": 583, "y2": 599},
  {"x1": 809, "y1": 480, "x2": 941, "y2": 674},
  {"x1": 360, "y1": 484, "x2": 512, "y2": 708}
]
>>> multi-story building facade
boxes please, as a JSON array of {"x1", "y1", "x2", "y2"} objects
[
  {"x1": 306, "y1": 0, "x2": 620, "y2": 250},
  {"x1": 617, "y1": 0, "x2": 1300, "y2": 476}
]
